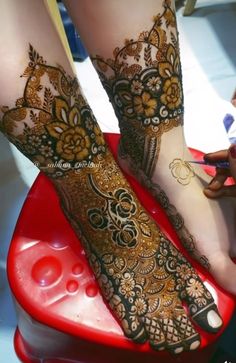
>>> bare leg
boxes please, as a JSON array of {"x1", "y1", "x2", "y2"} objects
[
  {"x1": 0, "y1": 0, "x2": 222, "y2": 354},
  {"x1": 64, "y1": 0, "x2": 236, "y2": 294}
]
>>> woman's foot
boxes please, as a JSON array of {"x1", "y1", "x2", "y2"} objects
[
  {"x1": 91, "y1": 0, "x2": 236, "y2": 294},
  {"x1": 58, "y1": 148, "x2": 222, "y2": 353},
  {"x1": 0, "y1": 44, "x2": 222, "y2": 354}
]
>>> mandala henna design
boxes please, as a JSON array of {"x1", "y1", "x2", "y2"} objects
[
  {"x1": 0, "y1": 44, "x2": 221, "y2": 353},
  {"x1": 91, "y1": 0, "x2": 210, "y2": 269}
]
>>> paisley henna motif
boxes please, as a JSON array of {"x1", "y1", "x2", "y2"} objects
[{"x1": 0, "y1": 44, "x2": 220, "y2": 353}]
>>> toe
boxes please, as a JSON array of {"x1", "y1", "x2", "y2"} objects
[
  {"x1": 160, "y1": 317, "x2": 185, "y2": 355},
  {"x1": 121, "y1": 314, "x2": 147, "y2": 343},
  {"x1": 174, "y1": 313, "x2": 201, "y2": 351},
  {"x1": 183, "y1": 275, "x2": 223, "y2": 333},
  {"x1": 121, "y1": 315, "x2": 147, "y2": 343},
  {"x1": 142, "y1": 316, "x2": 166, "y2": 351},
  {"x1": 109, "y1": 294, "x2": 147, "y2": 343}
]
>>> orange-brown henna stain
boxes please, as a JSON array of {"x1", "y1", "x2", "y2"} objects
[
  {"x1": 91, "y1": 0, "x2": 209, "y2": 269},
  {"x1": 169, "y1": 158, "x2": 195, "y2": 185},
  {"x1": 0, "y1": 42, "x2": 220, "y2": 353}
]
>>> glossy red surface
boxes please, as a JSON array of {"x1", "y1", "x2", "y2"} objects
[{"x1": 8, "y1": 133, "x2": 235, "y2": 363}]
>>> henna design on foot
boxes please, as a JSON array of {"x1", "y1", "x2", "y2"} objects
[
  {"x1": 92, "y1": 0, "x2": 183, "y2": 178},
  {"x1": 0, "y1": 44, "x2": 220, "y2": 353},
  {"x1": 91, "y1": 0, "x2": 210, "y2": 269}
]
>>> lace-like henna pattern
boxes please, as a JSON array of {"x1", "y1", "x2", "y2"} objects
[
  {"x1": 0, "y1": 44, "x2": 220, "y2": 353},
  {"x1": 92, "y1": 0, "x2": 183, "y2": 177},
  {"x1": 91, "y1": 0, "x2": 210, "y2": 269},
  {"x1": 0, "y1": 44, "x2": 106, "y2": 178}
]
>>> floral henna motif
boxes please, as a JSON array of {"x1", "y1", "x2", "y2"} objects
[
  {"x1": 0, "y1": 45, "x2": 220, "y2": 353},
  {"x1": 169, "y1": 158, "x2": 195, "y2": 185},
  {"x1": 92, "y1": 0, "x2": 183, "y2": 177},
  {"x1": 91, "y1": 0, "x2": 209, "y2": 269},
  {"x1": 0, "y1": 44, "x2": 106, "y2": 178},
  {"x1": 127, "y1": 164, "x2": 210, "y2": 270}
]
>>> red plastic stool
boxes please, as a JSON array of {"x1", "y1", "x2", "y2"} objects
[{"x1": 8, "y1": 133, "x2": 235, "y2": 363}]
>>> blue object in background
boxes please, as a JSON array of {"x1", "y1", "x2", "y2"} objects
[
  {"x1": 223, "y1": 113, "x2": 235, "y2": 132},
  {"x1": 58, "y1": 2, "x2": 88, "y2": 62},
  {"x1": 223, "y1": 113, "x2": 236, "y2": 145}
]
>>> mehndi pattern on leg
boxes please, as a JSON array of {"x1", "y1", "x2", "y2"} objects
[
  {"x1": 0, "y1": 44, "x2": 221, "y2": 353},
  {"x1": 92, "y1": 0, "x2": 183, "y2": 177},
  {"x1": 91, "y1": 0, "x2": 210, "y2": 268}
]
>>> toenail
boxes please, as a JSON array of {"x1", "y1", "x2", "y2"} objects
[
  {"x1": 207, "y1": 310, "x2": 223, "y2": 329},
  {"x1": 174, "y1": 347, "x2": 184, "y2": 354},
  {"x1": 190, "y1": 340, "x2": 200, "y2": 350}
]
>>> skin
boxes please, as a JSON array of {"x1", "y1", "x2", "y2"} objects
[
  {"x1": 0, "y1": 0, "x2": 223, "y2": 354},
  {"x1": 63, "y1": 0, "x2": 236, "y2": 294}
]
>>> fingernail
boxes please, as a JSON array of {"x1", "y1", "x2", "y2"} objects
[
  {"x1": 207, "y1": 310, "x2": 223, "y2": 329},
  {"x1": 229, "y1": 145, "x2": 236, "y2": 159}
]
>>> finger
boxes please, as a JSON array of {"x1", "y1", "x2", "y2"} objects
[
  {"x1": 228, "y1": 145, "x2": 236, "y2": 181},
  {"x1": 206, "y1": 172, "x2": 229, "y2": 191},
  {"x1": 204, "y1": 185, "x2": 236, "y2": 198},
  {"x1": 204, "y1": 149, "x2": 228, "y2": 162}
]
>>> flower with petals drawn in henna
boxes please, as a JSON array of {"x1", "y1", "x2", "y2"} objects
[
  {"x1": 56, "y1": 126, "x2": 91, "y2": 161},
  {"x1": 112, "y1": 221, "x2": 138, "y2": 248},
  {"x1": 176, "y1": 264, "x2": 193, "y2": 281},
  {"x1": 119, "y1": 272, "x2": 135, "y2": 299},
  {"x1": 110, "y1": 188, "x2": 136, "y2": 218},
  {"x1": 39, "y1": 144, "x2": 54, "y2": 158},
  {"x1": 186, "y1": 278, "x2": 204, "y2": 298},
  {"x1": 46, "y1": 97, "x2": 91, "y2": 161},
  {"x1": 169, "y1": 158, "x2": 195, "y2": 185},
  {"x1": 131, "y1": 79, "x2": 143, "y2": 95},
  {"x1": 133, "y1": 298, "x2": 148, "y2": 316},
  {"x1": 160, "y1": 76, "x2": 182, "y2": 110},
  {"x1": 133, "y1": 91, "x2": 157, "y2": 117},
  {"x1": 146, "y1": 76, "x2": 162, "y2": 92},
  {"x1": 88, "y1": 208, "x2": 108, "y2": 230}
]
